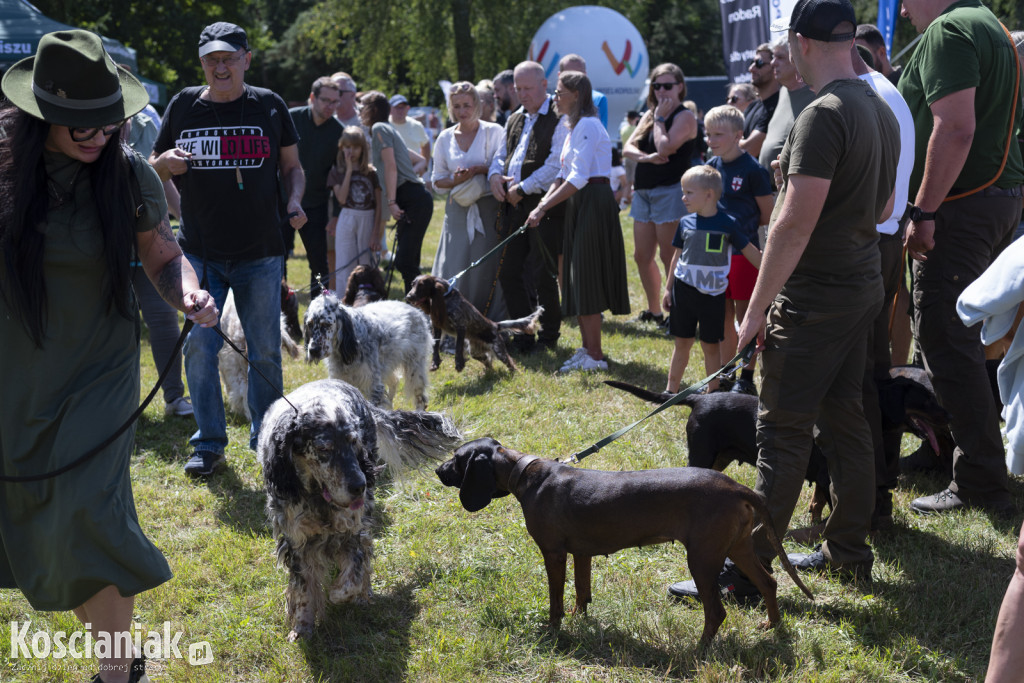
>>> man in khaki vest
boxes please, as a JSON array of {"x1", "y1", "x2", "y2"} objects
[{"x1": 488, "y1": 61, "x2": 568, "y2": 353}]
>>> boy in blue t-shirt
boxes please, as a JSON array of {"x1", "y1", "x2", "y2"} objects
[
  {"x1": 704, "y1": 104, "x2": 774, "y2": 393},
  {"x1": 663, "y1": 165, "x2": 761, "y2": 393}
]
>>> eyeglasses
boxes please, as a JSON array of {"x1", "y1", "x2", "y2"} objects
[
  {"x1": 553, "y1": 90, "x2": 570, "y2": 99},
  {"x1": 316, "y1": 96, "x2": 341, "y2": 107},
  {"x1": 651, "y1": 82, "x2": 680, "y2": 91},
  {"x1": 70, "y1": 120, "x2": 125, "y2": 142},
  {"x1": 750, "y1": 58, "x2": 768, "y2": 69},
  {"x1": 200, "y1": 52, "x2": 245, "y2": 68},
  {"x1": 726, "y1": 95, "x2": 740, "y2": 104}
]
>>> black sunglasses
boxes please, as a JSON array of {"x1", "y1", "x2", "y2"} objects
[
  {"x1": 750, "y1": 58, "x2": 768, "y2": 69},
  {"x1": 650, "y1": 82, "x2": 680, "y2": 91},
  {"x1": 70, "y1": 120, "x2": 126, "y2": 142},
  {"x1": 726, "y1": 95, "x2": 741, "y2": 104}
]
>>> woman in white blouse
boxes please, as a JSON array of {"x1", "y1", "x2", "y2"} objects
[
  {"x1": 431, "y1": 81, "x2": 506, "y2": 317},
  {"x1": 527, "y1": 71, "x2": 630, "y2": 373}
]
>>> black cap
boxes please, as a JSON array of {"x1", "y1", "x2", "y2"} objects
[
  {"x1": 770, "y1": 0, "x2": 857, "y2": 42},
  {"x1": 198, "y1": 22, "x2": 249, "y2": 57}
]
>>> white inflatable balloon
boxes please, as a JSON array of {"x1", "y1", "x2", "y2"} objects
[{"x1": 528, "y1": 5, "x2": 649, "y2": 138}]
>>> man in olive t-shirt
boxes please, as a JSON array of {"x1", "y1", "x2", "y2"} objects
[
  {"x1": 899, "y1": 0, "x2": 1024, "y2": 518},
  {"x1": 669, "y1": 0, "x2": 899, "y2": 603}
]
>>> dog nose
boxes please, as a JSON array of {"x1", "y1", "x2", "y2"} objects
[{"x1": 348, "y1": 481, "x2": 365, "y2": 497}]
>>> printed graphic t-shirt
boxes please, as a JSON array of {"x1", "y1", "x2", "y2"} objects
[
  {"x1": 154, "y1": 85, "x2": 299, "y2": 260},
  {"x1": 672, "y1": 211, "x2": 750, "y2": 296}
]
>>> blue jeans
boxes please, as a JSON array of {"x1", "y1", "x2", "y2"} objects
[{"x1": 184, "y1": 254, "x2": 283, "y2": 453}]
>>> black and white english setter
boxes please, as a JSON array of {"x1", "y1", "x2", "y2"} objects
[
  {"x1": 303, "y1": 292, "x2": 432, "y2": 410},
  {"x1": 258, "y1": 379, "x2": 461, "y2": 640}
]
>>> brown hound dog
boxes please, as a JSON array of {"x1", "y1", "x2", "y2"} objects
[
  {"x1": 342, "y1": 264, "x2": 387, "y2": 308},
  {"x1": 436, "y1": 437, "x2": 813, "y2": 645},
  {"x1": 405, "y1": 274, "x2": 542, "y2": 373}
]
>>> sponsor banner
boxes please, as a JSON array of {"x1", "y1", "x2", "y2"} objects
[{"x1": 720, "y1": 0, "x2": 771, "y2": 83}]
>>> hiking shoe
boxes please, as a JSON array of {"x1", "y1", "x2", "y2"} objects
[
  {"x1": 164, "y1": 396, "x2": 194, "y2": 417},
  {"x1": 184, "y1": 451, "x2": 226, "y2": 477},
  {"x1": 787, "y1": 547, "x2": 872, "y2": 584},
  {"x1": 729, "y1": 377, "x2": 758, "y2": 396},
  {"x1": 910, "y1": 488, "x2": 965, "y2": 515},
  {"x1": 667, "y1": 560, "x2": 762, "y2": 606}
]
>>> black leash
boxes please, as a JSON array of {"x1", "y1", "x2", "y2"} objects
[
  {"x1": 382, "y1": 219, "x2": 402, "y2": 297},
  {"x1": 568, "y1": 341, "x2": 757, "y2": 464},
  {"x1": 291, "y1": 247, "x2": 376, "y2": 296}
]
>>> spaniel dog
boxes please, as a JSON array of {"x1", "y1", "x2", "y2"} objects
[
  {"x1": 404, "y1": 274, "x2": 542, "y2": 373},
  {"x1": 303, "y1": 292, "x2": 432, "y2": 410},
  {"x1": 281, "y1": 281, "x2": 303, "y2": 343},
  {"x1": 342, "y1": 264, "x2": 387, "y2": 307},
  {"x1": 258, "y1": 379, "x2": 461, "y2": 640},
  {"x1": 219, "y1": 289, "x2": 302, "y2": 420}
]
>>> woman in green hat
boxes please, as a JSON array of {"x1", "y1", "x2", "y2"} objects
[{"x1": 0, "y1": 30, "x2": 217, "y2": 683}]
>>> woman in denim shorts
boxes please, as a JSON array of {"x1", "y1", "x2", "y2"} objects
[{"x1": 623, "y1": 63, "x2": 699, "y2": 325}]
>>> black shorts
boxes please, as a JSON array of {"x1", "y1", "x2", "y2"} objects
[{"x1": 670, "y1": 279, "x2": 726, "y2": 343}]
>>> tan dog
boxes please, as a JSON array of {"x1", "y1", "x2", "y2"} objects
[{"x1": 436, "y1": 437, "x2": 813, "y2": 645}]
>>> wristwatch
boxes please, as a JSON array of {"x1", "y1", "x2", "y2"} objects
[
  {"x1": 515, "y1": 185, "x2": 527, "y2": 199},
  {"x1": 909, "y1": 205, "x2": 936, "y2": 222}
]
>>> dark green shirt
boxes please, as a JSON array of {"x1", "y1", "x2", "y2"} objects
[
  {"x1": 289, "y1": 105, "x2": 343, "y2": 209},
  {"x1": 898, "y1": 0, "x2": 1024, "y2": 197}
]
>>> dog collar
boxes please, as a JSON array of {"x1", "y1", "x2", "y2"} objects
[{"x1": 507, "y1": 454, "x2": 539, "y2": 493}]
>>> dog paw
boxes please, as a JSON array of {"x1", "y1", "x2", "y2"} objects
[
  {"x1": 287, "y1": 626, "x2": 311, "y2": 642},
  {"x1": 430, "y1": 363, "x2": 441, "y2": 372}
]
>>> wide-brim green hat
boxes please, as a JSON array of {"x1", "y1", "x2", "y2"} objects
[{"x1": 1, "y1": 29, "x2": 149, "y2": 128}]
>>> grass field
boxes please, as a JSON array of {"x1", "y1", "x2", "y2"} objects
[{"x1": 2, "y1": 197, "x2": 1021, "y2": 682}]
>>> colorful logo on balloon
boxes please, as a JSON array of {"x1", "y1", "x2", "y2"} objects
[
  {"x1": 602, "y1": 40, "x2": 643, "y2": 78},
  {"x1": 529, "y1": 39, "x2": 643, "y2": 79}
]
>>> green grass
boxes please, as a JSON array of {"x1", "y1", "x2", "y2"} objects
[{"x1": 2, "y1": 197, "x2": 1021, "y2": 682}]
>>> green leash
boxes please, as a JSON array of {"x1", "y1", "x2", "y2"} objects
[
  {"x1": 569, "y1": 340, "x2": 758, "y2": 463},
  {"x1": 447, "y1": 225, "x2": 527, "y2": 289}
]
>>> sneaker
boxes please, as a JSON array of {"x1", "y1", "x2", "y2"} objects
[
  {"x1": 91, "y1": 656, "x2": 150, "y2": 683},
  {"x1": 559, "y1": 348, "x2": 588, "y2": 371},
  {"x1": 910, "y1": 488, "x2": 965, "y2": 515},
  {"x1": 164, "y1": 396, "x2": 194, "y2": 417},
  {"x1": 559, "y1": 350, "x2": 608, "y2": 373},
  {"x1": 184, "y1": 451, "x2": 226, "y2": 477},
  {"x1": 668, "y1": 559, "x2": 762, "y2": 606}
]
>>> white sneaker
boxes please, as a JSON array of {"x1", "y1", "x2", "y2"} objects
[
  {"x1": 559, "y1": 348, "x2": 588, "y2": 371},
  {"x1": 575, "y1": 354, "x2": 609, "y2": 372},
  {"x1": 165, "y1": 396, "x2": 194, "y2": 417}
]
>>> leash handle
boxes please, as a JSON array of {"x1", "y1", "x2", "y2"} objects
[{"x1": 569, "y1": 340, "x2": 757, "y2": 464}]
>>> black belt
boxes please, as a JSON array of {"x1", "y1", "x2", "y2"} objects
[{"x1": 588, "y1": 177, "x2": 610, "y2": 185}]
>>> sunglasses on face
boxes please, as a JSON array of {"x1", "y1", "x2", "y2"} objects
[
  {"x1": 70, "y1": 120, "x2": 125, "y2": 142},
  {"x1": 750, "y1": 58, "x2": 768, "y2": 69},
  {"x1": 726, "y1": 95, "x2": 740, "y2": 104},
  {"x1": 651, "y1": 82, "x2": 679, "y2": 91}
]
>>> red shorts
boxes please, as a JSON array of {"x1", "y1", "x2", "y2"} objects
[{"x1": 725, "y1": 253, "x2": 759, "y2": 301}]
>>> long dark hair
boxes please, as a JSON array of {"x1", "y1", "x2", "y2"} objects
[
  {"x1": 634, "y1": 63, "x2": 687, "y2": 142},
  {"x1": 0, "y1": 105, "x2": 138, "y2": 347},
  {"x1": 558, "y1": 71, "x2": 597, "y2": 128}
]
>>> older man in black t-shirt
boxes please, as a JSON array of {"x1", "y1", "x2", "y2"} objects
[{"x1": 151, "y1": 22, "x2": 306, "y2": 478}]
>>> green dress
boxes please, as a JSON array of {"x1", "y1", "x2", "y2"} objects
[{"x1": 0, "y1": 149, "x2": 173, "y2": 610}]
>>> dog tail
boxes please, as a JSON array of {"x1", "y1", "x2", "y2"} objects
[
  {"x1": 603, "y1": 380, "x2": 700, "y2": 408},
  {"x1": 496, "y1": 306, "x2": 543, "y2": 336},
  {"x1": 751, "y1": 492, "x2": 815, "y2": 602},
  {"x1": 371, "y1": 407, "x2": 462, "y2": 473}
]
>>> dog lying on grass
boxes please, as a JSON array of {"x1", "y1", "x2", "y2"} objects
[
  {"x1": 436, "y1": 437, "x2": 813, "y2": 646},
  {"x1": 259, "y1": 379, "x2": 461, "y2": 641},
  {"x1": 404, "y1": 274, "x2": 542, "y2": 373}
]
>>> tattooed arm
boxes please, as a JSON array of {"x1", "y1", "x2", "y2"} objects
[{"x1": 137, "y1": 216, "x2": 218, "y2": 327}]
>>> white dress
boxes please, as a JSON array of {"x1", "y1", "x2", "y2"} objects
[{"x1": 431, "y1": 120, "x2": 507, "y2": 318}]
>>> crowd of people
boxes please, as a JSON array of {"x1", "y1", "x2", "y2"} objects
[{"x1": 2, "y1": 0, "x2": 1024, "y2": 678}]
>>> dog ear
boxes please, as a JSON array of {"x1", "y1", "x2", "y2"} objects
[
  {"x1": 342, "y1": 271, "x2": 359, "y2": 306},
  {"x1": 337, "y1": 306, "x2": 358, "y2": 364},
  {"x1": 430, "y1": 280, "x2": 448, "y2": 328},
  {"x1": 459, "y1": 452, "x2": 498, "y2": 512},
  {"x1": 264, "y1": 422, "x2": 304, "y2": 503}
]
